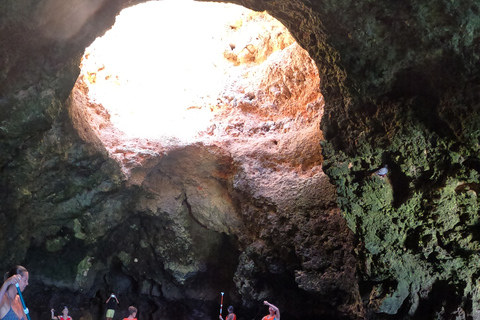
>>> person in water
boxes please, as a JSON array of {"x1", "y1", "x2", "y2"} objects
[
  {"x1": 219, "y1": 306, "x2": 236, "y2": 320},
  {"x1": 51, "y1": 306, "x2": 72, "y2": 320},
  {"x1": 0, "y1": 266, "x2": 29, "y2": 320},
  {"x1": 123, "y1": 306, "x2": 137, "y2": 320},
  {"x1": 105, "y1": 293, "x2": 119, "y2": 320},
  {"x1": 262, "y1": 301, "x2": 280, "y2": 320}
]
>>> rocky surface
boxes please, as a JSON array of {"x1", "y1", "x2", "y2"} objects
[
  {"x1": 1, "y1": 0, "x2": 480, "y2": 319},
  {"x1": 1, "y1": 2, "x2": 358, "y2": 320}
]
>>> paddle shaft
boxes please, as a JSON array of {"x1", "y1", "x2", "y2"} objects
[
  {"x1": 220, "y1": 292, "x2": 224, "y2": 316},
  {"x1": 15, "y1": 283, "x2": 31, "y2": 320}
]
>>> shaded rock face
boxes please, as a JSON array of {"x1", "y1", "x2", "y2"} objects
[{"x1": 1, "y1": 1, "x2": 479, "y2": 320}]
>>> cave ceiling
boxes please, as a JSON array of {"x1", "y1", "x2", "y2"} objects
[{"x1": 1, "y1": 0, "x2": 480, "y2": 319}]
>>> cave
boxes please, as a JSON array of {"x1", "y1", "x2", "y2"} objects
[{"x1": 1, "y1": 0, "x2": 480, "y2": 319}]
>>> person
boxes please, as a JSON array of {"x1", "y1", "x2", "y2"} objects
[
  {"x1": 51, "y1": 306, "x2": 72, "y2": 320},
  {"x1": 262, "y1": 301, "x2": 280, "y2": 320},
  {"x1": 105, "y1": 293, "x2": 119, "y2": 320},
  {"x1": 123, "y1": 306, "x2": 137, "y2": 320},
  {"x1": 0, "y1": 265, "x2": 29, "y2": 320},
  {"x1": 219, "y1": 306, "x2": 236, "y2": 320}
]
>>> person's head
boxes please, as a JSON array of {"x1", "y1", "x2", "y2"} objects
[
  {"x1": 128, "y1": 306, "x2": 137, "y2": 317},
  {"x1": 62, "y1": 307, "x2": 69, "y2": 316},
  {"x1": 4, "y1": 265, "x2": 29, "y2": 292},
  {"x1": 268, "y1": 306, "x2": 276, "y2": 316},
  {"x1": 227, "y1": 306, "x2": 234, "y2": 314}
]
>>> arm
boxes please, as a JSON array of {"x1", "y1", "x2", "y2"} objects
[
  {"x1": 0, "y1": 290, "x2": 11, "y2": 319},
  {"x1": 51, "y1": 309, "x2": 57, "y2": 320},
  {"x1": 0, "y1": 276, "x2": 20, "y2": 318},
  {"x1": 105, "y1": 297, "x2": 111, "y2": 304},
  {"x1": 0, "y1": 275, "x2": 18, "y2": 303},
  {"x1": 114, "y1": 296, "x2": 119, "y2": 304},
  {"x1": 264, "y1": 301, "x2": 280, "y2": 320}
]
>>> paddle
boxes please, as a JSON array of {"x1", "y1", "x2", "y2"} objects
[
  {"x1": 15, "y1": 283, "x2": 31, "y2": 320},
  {"x1": 219, "y1": 292, "x2": 224, "y2": 317}
]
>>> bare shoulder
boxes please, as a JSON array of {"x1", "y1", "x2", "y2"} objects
[{"x1": 0, "y1": 296, "x2": 10, "y2": 319}]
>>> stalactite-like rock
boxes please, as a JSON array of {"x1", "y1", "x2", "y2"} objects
[{"x1": 1, "y1": 0, "x2": 480, "y2": 319}]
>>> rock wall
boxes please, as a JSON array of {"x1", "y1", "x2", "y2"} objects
[
  {"x1": 1, "y1": 0, "x2": 359, "y2": 319},
  {"x1": 314, "y1": 0, "x2": 480, "y2": 318},
  {"x1": 1, "y1": 0, "x2": 480, "y2": 319}
]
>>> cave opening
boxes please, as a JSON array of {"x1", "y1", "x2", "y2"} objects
[
  {"x1": 67, "y1": 2, "x2": 336, "y2": 319},
  {"x1": 72, "y1": 0, "x2": 324, "y2": 177}
]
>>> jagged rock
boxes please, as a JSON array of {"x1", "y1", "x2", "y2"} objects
[{"x1": 1, "y1": 0, "x2": 480, "y2": 319}]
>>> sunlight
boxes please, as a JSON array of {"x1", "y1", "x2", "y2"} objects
[{"x1": 80, "y1": 0, "x2": 275, "y2": 142}]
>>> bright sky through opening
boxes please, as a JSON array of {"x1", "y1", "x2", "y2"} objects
[{"x1": 80, "y1": 0, "x2": 269, "y2": 142}]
